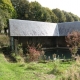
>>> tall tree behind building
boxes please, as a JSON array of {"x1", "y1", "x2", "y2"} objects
[
  {"x1": 0, "y1": 0, "x2": 17, "y2": 32},
  {"x1": 11, "y1": 0, "x2": 29, "y2": 19}
]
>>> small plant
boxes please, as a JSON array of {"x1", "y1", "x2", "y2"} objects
[
  {"x1": 11, "y1": 52, "x2": 16, "y2": 57},
  {"x1": 15, "y1": 55, "x2": 22, "y2": 62},
  {"x1": 17, "y1": 43, "x2": 23, "y2": 56},
  {"x1": 60, "y1": 60, "x2": 80, "y2": 80},
  {"x1": 51, "y1": 67, "x2": 63, "y2": 75},
  {"x1": 65, "y1": 31, "x2": 80, "y2": 60},
  {"x1": 0, "y1": 35, "x2": 9, "y2": 47},
  {"x1": 53, "y1": 53, "x2": 57, "y2": 61},
  {"x1": 25, "y1": 42, "x2": 43, "y2": 62},
  {"x1": 18, "y1": 48, "x2": 23, "y2": 56},
  {"x1": 50, "y1": 60, "x2": 63, "y2": 75},
  {"x1": 11, "y1": 52, "x2": 22, "y2": 62},
  {"x1": 38, "y1": 51, "x2": 45, "y2": 62},
  {"x1": 28, "y1": 46, "x2": 40, "y2": 61}
]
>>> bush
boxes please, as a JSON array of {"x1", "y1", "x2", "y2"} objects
[
  {"x1": 50, "y1": 61, "x2": 64, "y2": 75},
  {"x1": 15, "y1": 55, "x2": 22, "y2": 62},
  {"x1": 60, "y1": 62, "x2": 80, "y2": 80},
  {"x1": 28, "y1": 47, "x2": 40, "y2": 61},
  {"x1": 0, "y1": 35, "x2": 9, "y2": 47},
  {"x1": 11, "y1": 53, "x2": 22, "y2": 62},
  {"x1": 51, "y1": 67, "x2": 63, "y2": 75},
  {"x1": 23, "y1": 42, "x2": 45, "y2": 62}
]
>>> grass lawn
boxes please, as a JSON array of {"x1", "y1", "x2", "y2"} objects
[{"x1": 0, "y1": 52, "x2": 74, "y2": 80}]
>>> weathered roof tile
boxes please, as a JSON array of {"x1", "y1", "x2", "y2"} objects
[
  {"x1": 9, "y1": 19, "x2": 59, "y2": 36},
  {"x1": 9, "y1": 19, "x2": 80, "y2": 36}
]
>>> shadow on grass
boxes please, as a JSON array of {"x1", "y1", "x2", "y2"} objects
[{"x1": 1, "y1": 46, "x2": 17, "y2": 62}]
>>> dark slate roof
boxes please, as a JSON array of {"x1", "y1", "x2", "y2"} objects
[
  {"x1": 9, "y1": 19, "x2": 80, "y2": 36},
  {"x1": 58, "y1": 22, "x2": 80, "y2": 36},
  {"x1": 9, "y1": 19, "x2": 59, "y2": 36}
]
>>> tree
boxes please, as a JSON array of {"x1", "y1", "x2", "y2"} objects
[
  {"x1": 51, "y1": 10, "x2": 58, "y2": 23},
  {"x1": 41, "y1": 7, "x2": 52, "y2": 22},
  {"x1": 63, "y1": 11, "x2": 74, "y2": 22},
  {"x1": 11, "y1": 0, "x2": 29, "y2": 19},
  {"x1": 0, "y1": 9, "x2": 5, "y2": 32},
  {"x1": 65, "y1": 31, "x2": 80, "y2": 57},
  {"x1": 42, "y1": 7, "x2": 58, "y2": 22},
  {"x1": 0, "y1": 0, "x2": 17, "y2": 31},
  {"x1": 28, "y1": 1, "x2": 43, "y2": 21},
  {"x1": 52, "y1": 8, "x2": 66, "y2": 22},
  {"x1": 69, "y1": 13, "x2": 80, "y2": 21},
  {"x1": 11, "y1": 0, "x2": 80, "y2": 23}
]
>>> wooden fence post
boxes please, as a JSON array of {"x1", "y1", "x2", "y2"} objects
[
  {"x1": 14, "y1": 39, "x2": 18, "y2": 55},
  {"x1": 10, "y1": 37, "x2": 14, "y2": 52}
]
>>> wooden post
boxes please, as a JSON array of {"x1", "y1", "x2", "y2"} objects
[
  {"x1": 14, "y1": 39, "x2": 18, "y2": 55},
  {"x1": 56, "y1": 37, "x2": 58, "y2": 54},
  {"x1": 56, "y1": 37, "x2": 58, "y2": 47},
  {"x1": 10, "y1": 37, "x2": 14, "y2": 52}
]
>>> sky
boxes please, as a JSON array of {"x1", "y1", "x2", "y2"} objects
[{"x1": 29, "y1": 0, "x2": 80, "y2": 17}]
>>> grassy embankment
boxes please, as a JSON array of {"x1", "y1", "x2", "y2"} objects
[
  {"x1": 0, "y1": 52, "x2": 76, "y2": 80},
  {"x1": 0, "y1": 34, "x2": 80, "y2": 80}
]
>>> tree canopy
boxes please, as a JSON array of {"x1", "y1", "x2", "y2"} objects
[
  {"x1": 11, "y1": 0, "x2": 80, "y2": 23},
  {"x1": 11, "y1": 0, "x2": 29, "y2": 19},
  {"x1": 0, "y1": 0, "x2": 80, "y2": 31},
  {"x1": 28, "y1": 1, "x2": 42, "y2": 21},
  {"x1": 52, "y1": 8, "x2": 66, "y2": 22},
  {"x1": 0, "y1": 0, "x2": 17, "y2": 31}
]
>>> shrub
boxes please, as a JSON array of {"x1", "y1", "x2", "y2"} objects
[
  {"x1": 28, "y1": 47, "x2": 40, "y2": 61},
  {"x1": 38, "y1": 50, "x2": 46, "y2": 62},
  {"x1": 18, "y1": 48, "x2": 23, "y2": 56},
  {"x1": 15, "y1": 55, "x2": 22, "y2": 62},
  {"x1": 25, "y1": 42, "x2": 44, "y2": 62},
  {"x1": 65, "y1": 31, "x2": 80, "y2": 59},
  {"x1": 60, "y1": 61, "x2": 80, "y2": 80},
  {"x1": 51, "y1": 67, "x2": 63, "y2": 75},
  {"x1": 49, "y1": 60, "x2": 64, "y2": 75},
  {"x1": 0, "y1": 35, "x2": 9, "y2": 47},
  {"x1": 11, "y1": 52, "x2": 22, "y2": 62}
]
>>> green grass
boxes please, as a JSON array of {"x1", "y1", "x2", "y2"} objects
[{"x1": 0, "y1": 53, "x2": 74, "y2": 80}]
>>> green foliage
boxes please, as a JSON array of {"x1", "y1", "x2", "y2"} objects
[
  {"x1": 41, "y1": 7, "x2": 58, "y2": 22},
  {"x1": 52, "y1": 8, "x2": 66, "y2": 22},
  {"x1": 0, "y1": 0, "x2": 17, "y2": 30},
  {"x1": 15, "y1": 55, "x2": 22, "y2": 62},
  {"x1": 0, "y1": 0, "x2": 79, "y2": 32},
  {"x1": 49, "y1": 60, "x2": 64, "y2": 75},
  {"x1": 69, "y1": 12, "x2": 80, "y2": 21},
  {"x1": 11, "y1": 0, "x2": 80, "y2": 23},
  {"x1": 11, "y1": 0, "x2": 29, "y2": 19},
  {"x1": 0, "y1": 53, "x2": 78, "y2": 80},
  {"x1": 60, "y1": 61, "x2": 80, "y2": 80},
  {"x1": 41, "y1": 7, "x2": 52, "y2": 22},
  {"x1": 0, "y1": 34, "x2": 9, "y2": 47},
  {"x1": 65, "y1": 31, "x2": 80, "y2": 55},
  {"x1": 28, "y1": 1, "x2": 42, "y2": 21},
  {"x1": 11, "y1": 52, "x2": 23, "y2": 62},
  {"x1": 63, "y1": 11, "x2": 74, "y2": 22}
]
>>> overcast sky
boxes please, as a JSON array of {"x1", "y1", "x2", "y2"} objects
[{"x1": 29, "y1": 0, "x2": 80, "y2": 17}]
